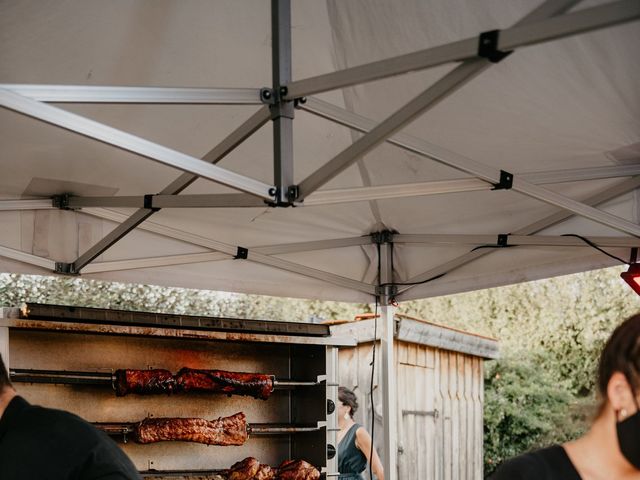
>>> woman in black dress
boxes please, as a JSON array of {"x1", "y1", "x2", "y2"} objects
[
  {"x1": 337, "y1": 387, "x2": 384, "y2": 480},
  {"x1": 491, "y1": 313, "x2": 640, "y2": 480}
]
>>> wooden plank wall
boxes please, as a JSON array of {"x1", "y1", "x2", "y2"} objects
[{"x1": 338, "y1": 341, "x2": 484, "y2": 480}]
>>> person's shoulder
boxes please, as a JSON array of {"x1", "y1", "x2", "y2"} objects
[
  {"x1": 354, "y1": 424, "x2": 368, "y2": 438},
  {"x1": 489, "y1": 452, "x2": 542, "y2": 480},
  {"x1": 489, "y1": 446, "x2": 571, "y2": 480},
  {"x1": 21, "y1": 403, "x2": 106, "y2": 440}
]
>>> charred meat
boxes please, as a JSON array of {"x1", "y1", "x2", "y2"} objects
[
  {"x1": 276, "y1": 460, "x2": 320, "y2": 480},
  {"x1": 114, "y1": 369, "x2": 176, "y2": 396},
  {"x1": 253, "y1": 464, "x2": 275, "y2": 480},
  {"x1": 228, "y1": 457, "x2": 260, "y2": 480},
  {"x1": 134, "y1": 412, "x2": 248, "y2": 446},
  {"x1": 175, "y1": 368, "x2": 274, "y2": 400},
  {"x1": 113, "y1": 368, "x2": 274, "y2": 399}
]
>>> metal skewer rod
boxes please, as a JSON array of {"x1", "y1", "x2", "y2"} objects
[
  {"x1": 93, "y1": 422, "x2": 324, "y2": 436},
  {"x1": 10, "y1": 368, "x2": 325, "y2": 388}
]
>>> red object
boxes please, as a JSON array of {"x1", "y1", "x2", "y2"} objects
[{"x1": 621, "y1": 263, "x2": 640, "y2": 295}]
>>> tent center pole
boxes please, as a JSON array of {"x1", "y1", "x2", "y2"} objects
[{"x1": 378, "y1": 239, "x2": 398, "y2": 480}]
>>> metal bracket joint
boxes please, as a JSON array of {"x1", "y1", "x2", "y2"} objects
[
  {"x1": 492, "y1": 170, "x2": 514, "y2": 190},
  {"x1": 234, "y1": 247, "x2": 249, "y2": 260},
  {"x1": 54, "y1": 262, "x2": 77, "y2": 275},
  {"x1": 478, "y1": 29, "x2": 513, "y2": 63},
  {"x1": 372, "y1": 230, "x2": 395, "y2": 244},
  {"x1": 143, "y1": 194, "x2": 160, "y2": 212}
]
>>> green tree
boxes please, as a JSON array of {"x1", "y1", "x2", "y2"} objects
[{"x1": 483, "y1": 358, "x2": 587, "y2": 476}]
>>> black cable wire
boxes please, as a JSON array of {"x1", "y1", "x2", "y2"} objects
[
  {"x1": 378, "y1": 273, "x2": 445, "y2": 288},
  {"x1": 370, "y1": 295, "x2": 378, "y2": 480},
  {"x1": 561, "y1": 234, "x2": 629, "y2": 265},
  {"x1": 470, "y1": 244, "x2": 513, "y2": 252},
  {"x1": 370, "y1": 242, "x2": 380, "y2": 480}
]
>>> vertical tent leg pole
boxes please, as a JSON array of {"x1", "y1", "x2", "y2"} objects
[
  {"x1": 0, "y1": 326, "x2": 8, "y2": 377},
  {"x1": 271, "y1": 0, "x2": 294, "y2": 204},
  {"x1": 379, "y1": 241, "x2": 397, "y2": 480}
]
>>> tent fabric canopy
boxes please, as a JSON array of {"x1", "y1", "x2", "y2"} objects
[{"x1": 0, "y1": 0, "x2": 639, "y2": 303}]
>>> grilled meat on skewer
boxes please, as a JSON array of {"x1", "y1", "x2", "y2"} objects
[
  {"x1": 113, "y1": 368, "x2": 274, "y2": 399},
  {"x1": 254, "y1": 464, "x2": 275, "y2": 480},
  {"x1": 276, "y1": 460, "x2": 320, "y2": 480},
  {"x1": 228, "y1": 457, "x2": 260, "y2": 480},
  {"x1": 175, "y1": 368, "x2": 274, "y2": 400},
  {"x1": 134, "y1": 412, "x2": 247, "y2": 446},
  {"x1": 114, "y1": 369, "x2": 176, "y2": 396}
]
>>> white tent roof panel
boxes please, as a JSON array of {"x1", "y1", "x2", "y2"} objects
[{"x1": 1, "y1": 0, "x2": 639, "y2": 303}]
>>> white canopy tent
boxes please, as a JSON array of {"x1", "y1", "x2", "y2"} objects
[{"x1": 1, "y1": 0, "x2": 639, "y2": 477}]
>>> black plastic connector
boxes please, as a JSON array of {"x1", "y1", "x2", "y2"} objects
[
  {"x1": 260, "y1": 88, "x2": 275, "y2": 104},
  {"x1": 327, "y1": 399, "x2": 335, "y2": 414},
  {"x1": 372, "y1": 230, "x2": 394, "y2": 244},
  {"x1": 143, "y1": 194, "x2": 160, "y2": 212},
  {"x1": 287, "y1": 185, "x2": 299, "y2": 202},
  {"x1": 497, "y1": 234, "x2": 509, "y2": 247},
  {"x1": 478, "y1": 29, "x2": 513, "y2": 63},
  {"x1": 492, "y1": 170, "x2": 514, "y2": 190},
  {"x1": 327, "y1": 444, "x2": 337, "y2": 460},
  {"x1": 52, "y1": 194, "x2": 76, "y2": 210},
  {"x1": 55, "y1": 262, "x2": 75, "y2": 275},
  {"x1": 235, "y1": 247, "x2": 249, "y2": 260}
]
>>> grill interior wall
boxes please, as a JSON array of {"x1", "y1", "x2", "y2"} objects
[{"x1": 8, "y1": 329, "x2": 328, "y2": 472}]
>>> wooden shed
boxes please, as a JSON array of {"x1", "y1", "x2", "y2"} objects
[{"x1": 330, "y1": 313, "x2": 499, "y2": 480}]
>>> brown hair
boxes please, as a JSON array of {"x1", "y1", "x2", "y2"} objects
[
  {"x1": 0, "y1": 354, "x2": 12, "y2": 390},
  {"x1": 597, "y1": 313, "x2": 640, "y2": 400},
  {"x1": 338, "y1": 386, "x2": 358, "y2": 418}
]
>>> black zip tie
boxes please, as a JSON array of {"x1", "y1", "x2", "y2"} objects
[
  {"x1": 234, "y1": 247, "x2": 249, "y2": 260},
  {"x1": 478, "y1": 29, "x2": 513, "y2": 63},
  {"x1": 497, "y1": 234, "x2": 509, "y2": 247}
]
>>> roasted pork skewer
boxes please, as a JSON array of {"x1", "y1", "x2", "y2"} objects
[
  {"x1": 9, "y1": 368, "x2": 322, "y2": 399},
  {"x1": 135, "y1": 412, "x2": 248, "y2": 446},
  {"x1": 95, "y1": 416, "x2": 324, "y2": 445},
  {"x1": 114, "y1": 368, "x2": 275, "y2": 400}
]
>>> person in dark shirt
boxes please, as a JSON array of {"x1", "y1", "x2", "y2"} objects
[
  {"x1": 337, "y1": 386, "x2": 384, "y2": 480},
  {"x1": 491, "y1": 314, "x2": 640, "y2": 480},
  {"x1": 0, "y1": 353, "x2": 141, "y2": 480}
]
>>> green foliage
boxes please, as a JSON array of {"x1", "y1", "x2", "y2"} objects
[
  {"x1": 483, "y1": 358, "x2": 588, "y2": 475},
  {"x1": 0, "y1": 273, "x2": 364, "y2": 322}
]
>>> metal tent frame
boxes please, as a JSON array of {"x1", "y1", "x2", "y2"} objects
[{"x1": 1, "y1": 1, "x2": 640, "y2": 477}]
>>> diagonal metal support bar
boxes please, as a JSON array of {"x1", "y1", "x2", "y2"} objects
[
  {"x1": 295, "y1": 0, "x2": 585, "y2": 201},
  {"x1": 0, "y1": 245, "x2": 57, "y2": 270},
  {"x1": 84, "y1": 207, "x2": 373, "y2": 256},
  {"x1": 303, "y1": 97, "x2": 640, "y2": 186},
  {"x1": 82, "y1": 252, "x2": 230, "y2": 274},
  {"x1": 80, "y1": 208, "x2": 374, "y2": 294},
  {"x1": 69, "y1": 106, "x2": 271, "y2": 272},
  {"x1": 82, "y1": 238, "x2": 376, "y2": 274},
  {"x1": 395, "y1": 176, "x2": 640, "y2": 298},
  {"x1": 0, "y1": 88, "x2": 274, "y2": 199},
  {"x1": 296, "y1": 59, "x2": 490, "y2": 200},
  {"x1": 0, "y1": 84, "x2": 263, "y2": 104},
  {"x1": 284, "y1": 0, "x2": 638, "y2": 99},
  {"x1": 301, "y1": 94, "x2": 640, "y2": 236}
]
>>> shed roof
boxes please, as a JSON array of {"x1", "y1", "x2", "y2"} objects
[{"x1": 330, "y1": 313, "x2": 499, "y2": 359}]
